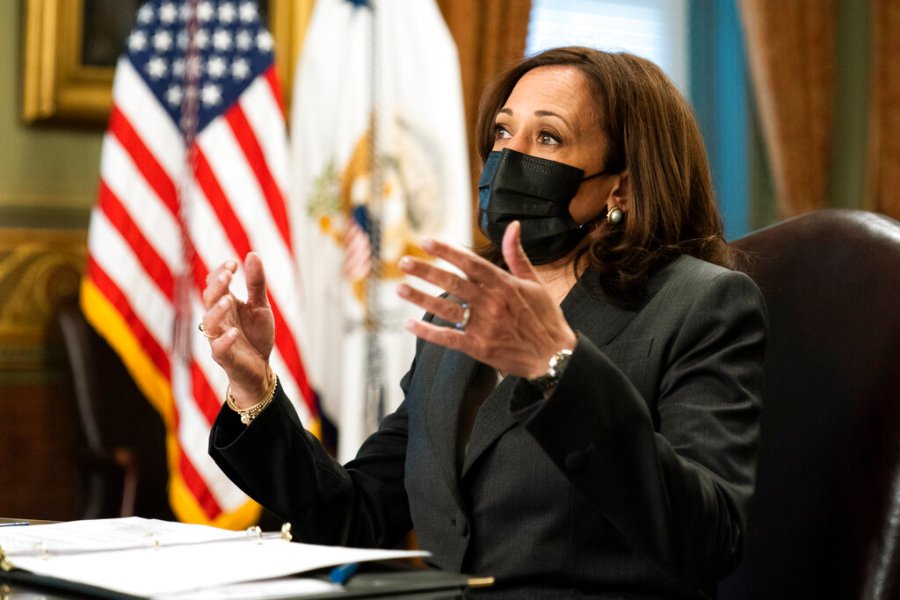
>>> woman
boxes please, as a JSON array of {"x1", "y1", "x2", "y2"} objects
[{"x1": 201, "y1": 47, "x2": 767, "y2": 598}]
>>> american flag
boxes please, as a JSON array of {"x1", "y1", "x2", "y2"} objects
[{"x1": 81, "y1": 0, "x2": 317, "y2": 528}]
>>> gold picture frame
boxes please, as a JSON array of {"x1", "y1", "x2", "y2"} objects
[{"x1": 21, "y1": 0, "x2": 314, "y2": 126}]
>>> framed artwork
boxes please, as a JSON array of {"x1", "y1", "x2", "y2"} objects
[{"x1": 21, "y1": 0, "x2": 313, "y2": 126}]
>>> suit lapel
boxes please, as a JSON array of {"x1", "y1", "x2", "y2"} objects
[
  {"x1": 561, "y1": 271, "x2": 640, "y2": 349},
  {"x1": 460, "y1": 375, "x2": 518, "y2": 476},
  {"x1": 425, "y1": 347, "x2": 479, "y2": 496}
]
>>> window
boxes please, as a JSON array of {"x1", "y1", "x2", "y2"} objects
[{"x1": 526, "y1": 0, "x2": 689, "y2": 96}]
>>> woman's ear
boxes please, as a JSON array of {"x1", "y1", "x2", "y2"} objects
[{"x1": 607, "y1": 169, "x2": 632, "y2": 214}]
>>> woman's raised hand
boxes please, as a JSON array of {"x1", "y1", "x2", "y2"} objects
[
  {"x1": 200, "y1": 252, "x2": 274, "y2": 407},
  {"x1": 396, "y1": 221, "x2": 578, "y2": 380}
]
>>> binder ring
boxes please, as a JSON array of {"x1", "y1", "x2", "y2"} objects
[
  {"x1": 280, "y1": 522, "x2": 293, "y2": 542},
  {"x1": 246, "y1": 525, "x2": 263, "y2": 545},
  {"x1": 33, "y1": 542, "x2": 49, "y2": 560}
]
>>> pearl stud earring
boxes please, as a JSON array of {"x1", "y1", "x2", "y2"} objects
[{"x1": 607, "y1": 206, "x2": 623, "y2": 225}]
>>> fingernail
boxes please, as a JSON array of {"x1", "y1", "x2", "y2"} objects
[
  {"x1": 217, "y1": 296, "x2": 229, "y2": 308},
  {"x1": 399, "y1": 256, "x2": 412, "y2": 269},
  {"x1": 218, "y1": 270, "x2": 231, "y2": 284},
  {"x1": 226, "y1": 327, "x2": 238, "y2": 339},
  {"x1": 421, "y1": 238, "x2": 435, "y2": 252},
  {"x1": 226, "y1": 260, "x2": 238, "y2": 271},
  {"x1": 397, "y1": 284, "x2": 410, "y2": 298}
]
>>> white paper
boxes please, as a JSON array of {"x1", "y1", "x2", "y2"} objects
[
  {"x1": 0, "y1": 517, "x2": 240, "y2": 555},
  {"x1": 0, "y1": 517, "x2": 429, "y2": 598}
]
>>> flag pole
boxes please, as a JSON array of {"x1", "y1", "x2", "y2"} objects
[
  {"x1": 364, "y1": 0, "x2": 386, "y2": 432},
  {"x1": 173, "y1": 0, "x2": 202, "y2": 362}
]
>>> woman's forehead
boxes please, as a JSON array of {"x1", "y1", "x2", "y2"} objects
[
  {"x1": 513, "y1": 65, "x2": 588, "y2": 98},
  {"x1": 504, "y1": 66, "x2": 599, "y2": 129}
]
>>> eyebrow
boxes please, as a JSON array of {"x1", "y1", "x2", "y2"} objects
[{"x1": 497, "y1": 108, "x2": 572, "y2": 129}]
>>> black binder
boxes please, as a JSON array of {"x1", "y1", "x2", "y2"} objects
[{"x1": 1, "y1": 562, "x2": 473, "y2": 599}]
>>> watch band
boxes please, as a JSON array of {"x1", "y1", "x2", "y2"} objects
[{"x1": 528, "y1": 348, "x2": 573, "y2": 392}]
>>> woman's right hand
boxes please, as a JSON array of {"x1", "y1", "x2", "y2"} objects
[{"x1": 201, "y1": 252, "x2": 274, "y2": 408}]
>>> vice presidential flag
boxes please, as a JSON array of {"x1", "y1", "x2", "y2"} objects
[
  {"x1": 290, "y1": 0, "x2": 472, "y2": 462},
  {"x1": 81, "y1": 0, "x2": 315, "y2": 527}
]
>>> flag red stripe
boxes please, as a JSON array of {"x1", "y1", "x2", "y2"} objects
[
  {"x1": 191, "y1": 360, "x2": 223, "y2": 426},
  {"x1": 264, "y1": 68, "x2": 285, "y2": 116},
  {"x1": 184, "y1": 248, "x2": 223, "y2": 426},
  {"x1": 270, "y1": 300, "x2": 315, "y2": 407},
  {"x1": 186, "y1": 237, "x2": 209, "y2": 294},
  {"x1": 194, "y1": 148, "x2": 253, "y2": 258},
  {"x1": 178, "y1": 443, "x2": 223, "y2": 519},
  {"x1": 97, "y1": 181, "x2": 175, "y2": 301},
  {"x1": 225, "y1": 105, "x2": 293, "y2": 251},
  {"x1": 85, "y1": 257, "x2": 171, "y2": 381},
  {"x1": 184, "y1": 248, "x2": 224, "y2": 427},
  {"x1": 108, "y1": 105, "x2": 179, "y2": 217},
  {"x1": 165, "y1": 381, "x2": 223, "y2": 520}
]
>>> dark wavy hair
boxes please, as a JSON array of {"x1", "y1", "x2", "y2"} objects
[{"x1": 475, "y1": 47, "x2": 733, "y2": 305}]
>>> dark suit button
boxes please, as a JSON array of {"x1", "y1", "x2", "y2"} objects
[
  {"x1": 452, "y1": 514, "x2": 469, "y2": 537},
  {"x1": 456, "y1": 519, "x2": 469, "y2": 537},
  {"x1": 565, "y1": 450, "x2": 588, "y2": 472}
]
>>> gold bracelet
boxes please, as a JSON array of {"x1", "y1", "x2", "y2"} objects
[{"x1": 226, "y1": 366, "x2": 277, "y2": 425}]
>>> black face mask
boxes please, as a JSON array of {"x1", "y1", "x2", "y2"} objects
[{"x1": 478, "y1": 148, "x2": 606, "y2": 265}]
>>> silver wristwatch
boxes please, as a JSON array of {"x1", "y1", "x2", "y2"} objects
[{"x1": 528, "y1": 349, "x2": 573, "y2": 392}]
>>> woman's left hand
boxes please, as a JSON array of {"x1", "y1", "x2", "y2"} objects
[{"x1": 397, "y1": 221, "x2": 577, "y2": 380}]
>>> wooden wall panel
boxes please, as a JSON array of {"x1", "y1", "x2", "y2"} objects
[
  {"x1": 0, "y1": 381, "x2": 84, "y2": 520},
  {"x1": 0, "y1": 228, "x2": 86, "y2": 520}
]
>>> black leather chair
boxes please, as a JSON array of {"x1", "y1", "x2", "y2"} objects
[
  {"x1": 720, "y1": 209, "x2": 900, "y2": 600},
  {"x1": 55, "y1": 299, "x2": 174, "y2": 520}
]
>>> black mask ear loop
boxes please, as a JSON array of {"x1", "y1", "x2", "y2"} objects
[
  {"x1": 582, "y1": 165, "x2": 626, "y2": 182},
  {"x1": 577, "y1": 168, "x2": 625, "y2": 229},
  {"x1": 567, "y1": 169, "x2": 610, "y2": 233}
]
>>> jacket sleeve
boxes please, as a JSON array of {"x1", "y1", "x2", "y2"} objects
[
  {"x1": 208, "y1": 354, "x2": 420, "y2": 548},
  {"x1": 509, "y1": 269, "x2": 767, "y2": 589}
]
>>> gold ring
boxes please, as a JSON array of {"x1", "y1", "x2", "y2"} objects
[{"x1": 198, "y1": 323, "x2": 220, "y2": 340}]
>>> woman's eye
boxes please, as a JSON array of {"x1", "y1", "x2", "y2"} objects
[
  {"x1": 494, "y1": 124, "x2": 511, "y2": 140},
  {"x1": 538, "y1": 131, "x2": 560, "y2": 145}
]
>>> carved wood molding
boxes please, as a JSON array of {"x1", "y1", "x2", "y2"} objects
[{"x1": 0, "y1": 229, "x2": 86, "y2": 371}]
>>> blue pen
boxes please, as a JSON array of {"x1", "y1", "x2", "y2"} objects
[
  {"x1": 329, "y1": 562, "x2": 359, "y2": 585},
  {"x1": 0, "y1": 522, "x2": 29, "y2": 527}
]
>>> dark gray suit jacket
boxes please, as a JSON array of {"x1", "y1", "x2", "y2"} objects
[{"x1": 209, "y1": 255, "x2": 767, "y2": 599}]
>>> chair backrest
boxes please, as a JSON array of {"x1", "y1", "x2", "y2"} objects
[
  {"x1": 55, "y1": 299, "x2": 174, "y2": 521},
  {"x1": 720, "y1": 209, "x2": 900, "y2": 600}
]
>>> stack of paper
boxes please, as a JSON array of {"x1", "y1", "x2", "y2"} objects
[{"x1": 0, "y1": 517, "x2": 429, "y2": 598}]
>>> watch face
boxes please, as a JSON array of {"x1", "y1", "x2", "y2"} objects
[
  {"x1": 528, "y1": 369, "x2": 559, "y2": 392},
  {"x1": 529, "y1": 349, "x2": 572, "y2": 392}
]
